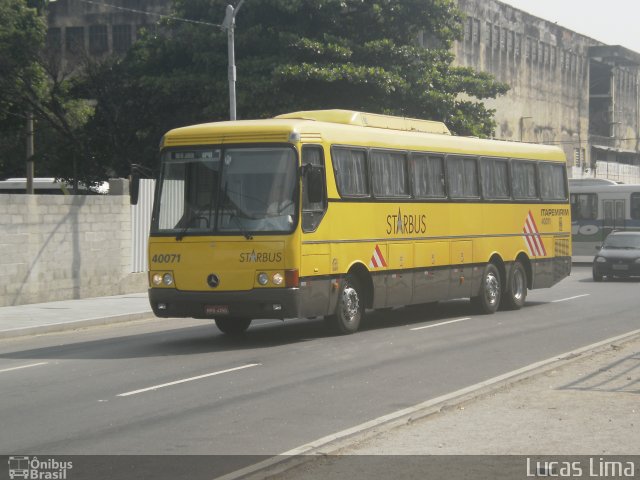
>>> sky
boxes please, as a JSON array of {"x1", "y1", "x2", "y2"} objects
[{"x1": 499, "y1": 0, "x2": 640, "y2": 53}]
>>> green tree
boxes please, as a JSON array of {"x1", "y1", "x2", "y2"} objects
[
  {"x1": 0, "y1": 0, "x2": 97, "y2": 185},
  {"x1": 81, "y1": 0, "x2": 508, "y2": 177},
  {"x1": 0, "y1": 0, "x2": 46, "y2": 178}
]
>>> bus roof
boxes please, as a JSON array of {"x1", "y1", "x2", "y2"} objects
[
  {"x1": 570, "y1": 182, "x2": 640, "y2": 193},
  {"x1": 162, "y1": 110, "x2": 566, "y2": 162},
  {"x1": 275, "y1": 109, "x2": 451, "y2": 135}
]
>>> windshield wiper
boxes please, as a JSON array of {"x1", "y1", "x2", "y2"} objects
[
  {"x1": 223, "y1": 181, "x2": 253, "y2": 240},
  {"x1": 229, "y1": 212, "x2": 253, "y2": 240}
]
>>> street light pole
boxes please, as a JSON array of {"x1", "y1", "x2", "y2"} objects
[{"x1": 222, "y1": 0, "x2": 245, "y2": 121}]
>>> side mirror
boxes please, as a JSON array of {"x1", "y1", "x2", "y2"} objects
[
  {"x1": 305, "y1": 166, "x2": 324, "y2": 204},
  {"x1": 130, "y1": 173, "x2": 140, "y2": 205}
]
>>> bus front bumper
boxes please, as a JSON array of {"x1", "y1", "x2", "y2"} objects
[{"x1": 148, "y1": 288, "x2": 302, "y2": 320}]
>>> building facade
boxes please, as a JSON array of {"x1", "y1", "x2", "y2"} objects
[
  {"x1": 45, "y1": 0, "x2": 168, "y2": 66},
  {"x1": 453, "y1": 0, "x2": 640, "y2": 182}
]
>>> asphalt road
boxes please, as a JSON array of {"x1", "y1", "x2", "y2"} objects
[{"x1": 0, "y1": 266, "x2": 638, "y2": 475}]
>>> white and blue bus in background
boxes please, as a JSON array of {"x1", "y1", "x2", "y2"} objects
[{"x1": 570, "y1": 179, "x2": 640, "y2": 256}]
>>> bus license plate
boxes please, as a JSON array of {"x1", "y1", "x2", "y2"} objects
[
  {"x1": 612, "y1": 264, "x2": 628, "y2": 271},
  {"x1": 205, "y1": 305, "x2": 229, "y2": 315}
]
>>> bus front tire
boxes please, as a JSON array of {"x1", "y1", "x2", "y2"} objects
[
  {"x1": 327, "y1": 275, "x2": 364, "y2": 334},
  {"x1": 215, "y1": 317, "x2": 252, "y2": 335},
  {"x1": 502, "y1": 261, "x2": 527, "y2": 310},
  {"x1": 472, "y1": 263, "x2": 501, "y2": 314}
]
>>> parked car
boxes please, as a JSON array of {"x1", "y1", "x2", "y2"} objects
[{"x1": 593, "y1": 231, "x2": 640, "y2": 281}]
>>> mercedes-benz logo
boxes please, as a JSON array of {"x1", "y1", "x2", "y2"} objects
[{"x1": 207, "y1": 274, "x2": 220, "y2": 288}]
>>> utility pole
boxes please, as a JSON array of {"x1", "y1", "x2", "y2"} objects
[
  {"x1": 222, "y1": 0, "x2": 245, "y2": 121},
  {"x1": 26, "y1": 110, "x2": 34, "y2": 194}
]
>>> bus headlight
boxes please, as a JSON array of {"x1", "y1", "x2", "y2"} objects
[
  {"x1": 257, "y1": 272, "x2": 269, "y2": 285},
  {"x1": 152, "y1": 272, "x2": 174, "y2": 286},
  {"x1": 272, "y1": 273, "x2": 284, "y2": 285}
]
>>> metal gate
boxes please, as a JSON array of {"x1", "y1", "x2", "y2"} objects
[{"x1": 131, "y1": 179, "x2": 155, "y2": 273}]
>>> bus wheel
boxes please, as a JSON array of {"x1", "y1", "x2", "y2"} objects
[
  {"x1": 328, "y1": 275, "x2": 364, "y2": 334},
  {"x1": 502, "y1": 261, "x2": 527, "y2": 310},
  {"x1": 472, "y1": 263, "x2": 501, "y2": 314},
  {"x1": 215, "y1": 317, "x2": 252, "y2": 335}
]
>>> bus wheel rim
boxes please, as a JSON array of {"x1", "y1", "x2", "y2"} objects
[
  {"x1": 513, "y1": 269, "x2": 525, "y2": 300},
  {"x1": 341, "y1": 286, "x2": 360, "y2": 323},
  {"x1": 486, "y1": 273, "x2": 499, "y2": 305}
]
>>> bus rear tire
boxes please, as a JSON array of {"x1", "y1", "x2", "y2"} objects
[
  {"x1": 327, "y1": 275, "x2": 364, "y2": 334},
  {"x1": 472, "y1": 263, "x2": 501, "y2": 314},
  {"x1": 502, "y1": 261, "x2": 527, "y2": 310},
  {"x1": 215, "y1": 317, "x2": 252, "y2": 335}
]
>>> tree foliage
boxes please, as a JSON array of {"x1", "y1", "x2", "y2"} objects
[
  {"x1": 3, "y1": 0, "x2": 509, "y2": 181},
  {"x1": 0, "y1": 0, "x2": 46, "y2": 178}
]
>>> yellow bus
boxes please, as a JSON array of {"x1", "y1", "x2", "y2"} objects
[{"x1": 147, "y1": 110, "x2": 571, "y2": 335}]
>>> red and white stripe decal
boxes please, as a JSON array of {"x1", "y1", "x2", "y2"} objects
[
  {"x1": 522, "y1": 210, "x2": 547, "y2": 257},
  {"x1": 369, "y1": 244, "x2": 388, "y2": 269}
]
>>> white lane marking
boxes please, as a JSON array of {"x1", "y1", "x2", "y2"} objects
[
  {"x1": 216, "y1": 327, "x2": 640, "y2": 480},
  {"x1": 552, "y1": 294, "x2": 590, "y2": 303},
  {"x1": 117, "y1": 363, "x2": 261, "y2": 397},
  {"x1": 410, "y1": 317, "x2": 472, "y2": 331},
  {"x1": 0, "y1": 362, "x2": 48, "y2": 374}
]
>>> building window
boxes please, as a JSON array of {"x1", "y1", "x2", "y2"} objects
[
  {"x1": 472, "y1": 19, "x2": 480, "y2": 45},
  {"x1": 113, "y1": 24, "x2": 132, "y2": 53},
  {"x1": 464, "y1": 17, "x2": 472, "y2": 43},
  {"x1": 65, "y1": 26, "x2": 85, "y2": 54},
  {"x1": 573, "y1": 148, "x2": 582, "y2": 168},
  {"x1": 515, "y1": 33, "x2": 522, "y2": 58},
  {"x1": 89, "y1": 25, "x2": 108, "y2": 54},
  {"x1": 46, "y1": 28, "x2": 62, "y2": 53}
]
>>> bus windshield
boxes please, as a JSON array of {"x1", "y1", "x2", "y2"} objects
[{"x1": 152, "y1": 146, "x2": 298, "y2": 236}]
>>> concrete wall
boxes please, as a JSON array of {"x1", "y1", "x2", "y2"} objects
[{"x1": 0, "y1": 194, "x2": 146, "y2": 307}]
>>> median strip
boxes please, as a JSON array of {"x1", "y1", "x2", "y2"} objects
[{"x1": 117, "y1": 363, "x2": 261, "y2": 397}]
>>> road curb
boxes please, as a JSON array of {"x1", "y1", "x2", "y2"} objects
[
  {"x1": 220, "y1": 328, "x2": 640, "y2": 480},
  {"x1": 0, "y1": 311, "x2": 156, "y2": 340}
]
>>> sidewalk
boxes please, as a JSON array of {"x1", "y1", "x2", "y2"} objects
[{"x1": 0, "y1": 293, "x2": 153, "y2": 339}]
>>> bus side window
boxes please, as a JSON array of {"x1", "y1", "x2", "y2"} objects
[
  {"x1": 302, "y1": 145, "x2": 327, "y2": 232},
  {"x1": 631, "y1": 193, "x2": 640, "y2": 220},
  {"x1": 570, "y1": 193, "x2": 597, "y2": 220}
]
